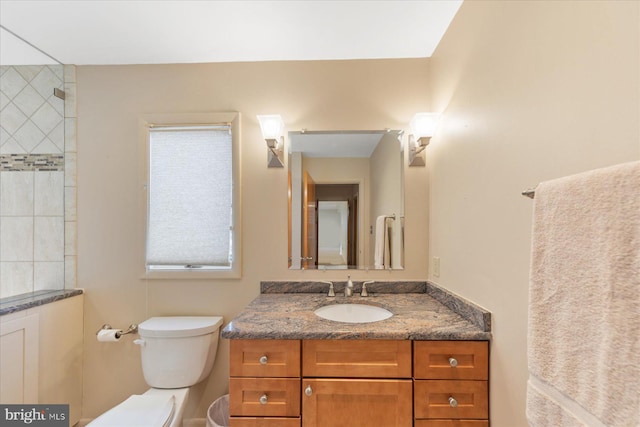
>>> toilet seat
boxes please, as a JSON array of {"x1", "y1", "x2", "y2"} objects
[{"x1": 88, "y1": 394, "x2": 175, "y2": 427}]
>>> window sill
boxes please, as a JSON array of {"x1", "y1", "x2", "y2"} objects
[{"x1": 141, "y1": 268, "x2": 241, "y2": 280}]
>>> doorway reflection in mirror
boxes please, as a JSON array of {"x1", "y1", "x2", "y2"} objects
[{"x1": 288, "y1": 130, "x2": 404, "y2": 270}]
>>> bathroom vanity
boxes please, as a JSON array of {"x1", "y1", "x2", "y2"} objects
[{"x1": 222, "y1": 281, "x2": 491, "y2": 427}]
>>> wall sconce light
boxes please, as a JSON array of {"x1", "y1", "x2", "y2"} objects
[
  {"x1": 257, "y1": 114, "x2": 285, "y2": 168},
  {"x1": 408, "y1": 112, "x2": 438, "y2": 166}
]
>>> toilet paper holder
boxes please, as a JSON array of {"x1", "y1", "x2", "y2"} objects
[{"x1": 96, "y1": 323, "x2": 138, "y2": 338}]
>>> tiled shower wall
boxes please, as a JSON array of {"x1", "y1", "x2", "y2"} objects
[{"x1": 0, "y1": 64, "x2": 77, "y2": 298}]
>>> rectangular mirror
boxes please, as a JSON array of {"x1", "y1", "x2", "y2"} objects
[{"x1": 288, "y1": 130, "x2": 404, "y2": 270}]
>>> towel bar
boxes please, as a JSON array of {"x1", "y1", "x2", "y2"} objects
[{"x1": 522, "y1": 189, "x2": 535, "y2": 199}]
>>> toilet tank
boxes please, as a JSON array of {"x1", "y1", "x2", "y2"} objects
[{"x1": 136, "y1": 316, "x2": 224, "y2": 389}]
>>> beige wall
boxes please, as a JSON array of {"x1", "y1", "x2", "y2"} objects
[
  {"x1": 37, "y1": 295, "x2": 84, "y2": 425},
  {"x1": 429, "y1": 1, "x2": 640, "y2": 426},
  {"x1": 76, "y1": 59, "x2": 430, "y2": 420}
]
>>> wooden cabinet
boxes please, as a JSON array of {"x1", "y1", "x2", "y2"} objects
[
  {"x1": 414, "y1": 380, "x2": 488, "y2": 419},
  {"x1": 229, "y1": 339, "x2": 489, "y2": 427},
  {"x1": 229, "y1": 340, "x2": 301, "y2": 427},
  {"x1": 302, "y1": 379, "x2": 413, "y2": 427},
  {"x1": 302, "y1": 340, "x2": 412, "y2": 427},
  {"x1": 229, "y1": 377, "x2": 300, "y2": 417},
  {"x1": 230, "y1": 339, "x2": 301, "y2": 378},
  {"x1": 414, "y1": 341, "x2": 488, "y2": 380},
  {"x1": 414, "y1": 341, "x2": 489, "y2": 425},
  {"x1": 303, "y1": 339, "x2": 411, "y2": 378}
]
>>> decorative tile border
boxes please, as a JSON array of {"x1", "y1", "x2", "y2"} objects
[{"x1": 0, "y1": 153, "x2": 64, "y2": 171}]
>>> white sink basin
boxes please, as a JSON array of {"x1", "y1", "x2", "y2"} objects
[{"x1": 314, "y1": 304, "x2": 393, "y2": 323}]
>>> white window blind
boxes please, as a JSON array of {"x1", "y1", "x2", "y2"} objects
[{"x1": 146, "y1": 126, "x2": 233, "y2": 269}]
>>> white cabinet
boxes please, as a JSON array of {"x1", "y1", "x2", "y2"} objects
[
  {"x1": 0, "y1": 294, "x2": 83, "y2": 425},
  {"x1": 0, "y1": 313, "x2": 39, "y2": 403}
]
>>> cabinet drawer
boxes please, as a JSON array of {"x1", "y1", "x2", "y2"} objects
[
  {"x1": 229, "y1": 378, "x2": 301, "y2": 417},
  {"x1": 414, "y1": 380, "x2": 488, "y2": 419},
  {"x1": 303, "y1": 340, "x2": 412, "y2": 378},
  {"x1": 414, "y1": 341, "x2": 488, "y2": 380},
  {"x1": 230, "y1": 417, "x2": 300, "y2": 427},
  {"x1": 230, "y1": 340, "x2": 301, "y2": 378},
  {"x1": 415, "y1": 421, "x2": 489, "y2": 427}
]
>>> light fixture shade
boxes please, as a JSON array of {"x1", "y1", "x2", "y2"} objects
[
  {"x1": 257, "y1": 114, "x2": 284, "y2": 139},
  {"x1": 410, "y1": 113, "x2": 438, "y2": 140}
]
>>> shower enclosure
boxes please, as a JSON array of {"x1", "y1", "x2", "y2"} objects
[{"x1": 0, "y1": 26, "x2": 76, "y2": 300}]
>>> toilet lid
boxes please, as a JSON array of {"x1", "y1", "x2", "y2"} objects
[
  {"x1": 89, "y1": 394, "x2": 175, "y2": 427},
  {"x1": 138, "y1": 316, "x2": 224, "y2": 338}
]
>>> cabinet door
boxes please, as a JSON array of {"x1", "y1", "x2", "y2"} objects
[
  {"x1": 414, "y1": 341, "x2": 488, "y2": 380},
  {"x1": 303, "y1": 339, "x2": 412, "y2": 378},
  {"x1": 302, "y1": 379, "x2": 412, "y2": 427},
  {"x1": 0, "y1": 314, "x2": 39, "y2": 404},
  {"x1": 230, "y1": 339, "x2": 301, "y2": 378},
  {"x1": 229, "y1": 378, "x2": 301, "y2": 417},
  {"x1": 414, "y1": 380, "x2": 488, "y2": 420}
]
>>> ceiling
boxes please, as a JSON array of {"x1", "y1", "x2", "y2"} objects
[{"x1": 0, "y1": 0, "x2": 462, "y2": 65}]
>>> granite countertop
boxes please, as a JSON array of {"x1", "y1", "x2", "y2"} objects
[
  {"x1": 0, "y1": 289, "x2": 84, "y2": 316},
  {"x1": 222, "y1": 281, "x2": 491, "y2": 341}
]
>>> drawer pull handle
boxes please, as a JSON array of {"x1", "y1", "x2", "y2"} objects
[
  {"x1": 259, "y1": 355, "x2": 268, "y2": 365},
  {"x1": 259, "y1": 394, "x2": 268, "y2": 405},
  {"x1": 449, "y1": 396, "x2": 458, "y2": 407},
  {"x1": 305, "y1": 385, "x2": 313, "y2": 396},
  {"x1": 448, "y1": 357, "x2": 458, "y2": 367}
]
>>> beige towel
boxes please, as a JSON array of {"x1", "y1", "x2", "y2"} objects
[
  {"x1": 527, "y1": 161, "x2": 640, "y2": 427},
  {"x1": 527, "y1": 378, "x2": 587, "y2": 427}
]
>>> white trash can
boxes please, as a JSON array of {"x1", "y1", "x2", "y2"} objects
[{"x1": 206, "y1": 394, "x2": 230, "y2": 427}]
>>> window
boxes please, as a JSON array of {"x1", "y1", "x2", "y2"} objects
[{"x1": 142, "y1": 113, "x2": 241, "y2": 278}]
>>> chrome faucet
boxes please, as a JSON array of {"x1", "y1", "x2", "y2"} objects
[
  {"x1": 361, "y1": 280, "x2": 374, "y2": 297},
  {"x1": 344, "y1": 275, "x2": 354, "y2": 297},
  {"x1": 319, "y1": 281, "x2": 335, "y2": 297}
]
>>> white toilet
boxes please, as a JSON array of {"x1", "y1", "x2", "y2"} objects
[{"x1": 89, "y1": 316, "x2": 224, "y2": 427}]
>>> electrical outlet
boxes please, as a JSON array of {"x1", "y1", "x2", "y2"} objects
[{"x1": 433, "y1": 257, "x2": 440, "y2": 278}]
